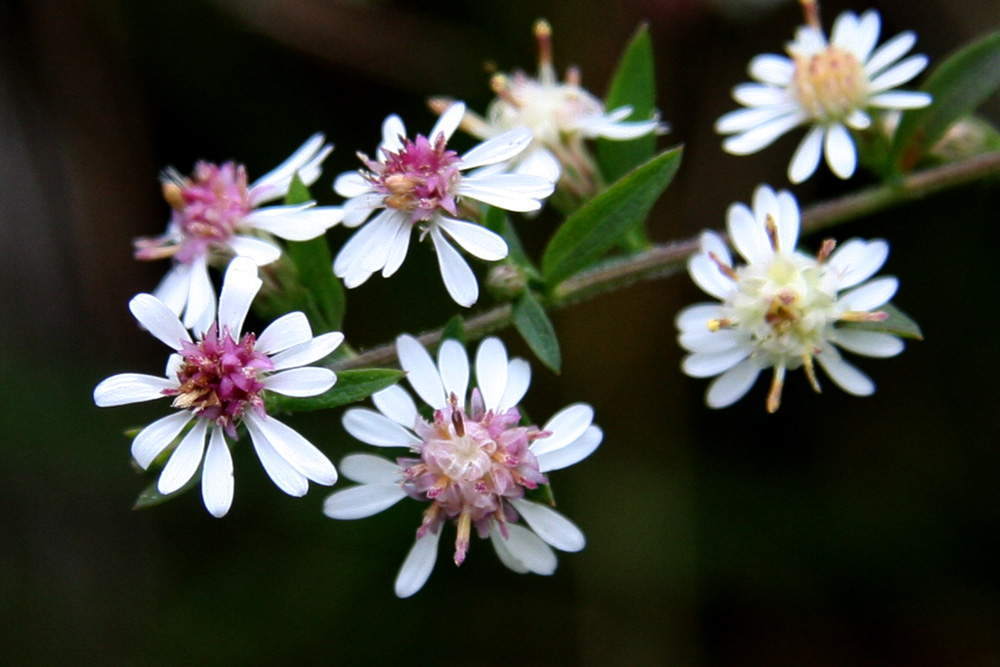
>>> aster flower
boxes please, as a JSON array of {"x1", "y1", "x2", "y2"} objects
[
  {"x1": 323, "y1": 334, "x2": 603, "y2": 597},
  {"x1": 431, "y1": 19, "x2": 663, "y2": 197},
  {"x1": 135, "y1": 134, "x2": 343, "y2": 333},
  {"x1": 333, "y1": 102, "x2": 554, "y2": 307},
  {"x1": 94, "y1": 257, "x2": 343, "y2": 517},
  {"x1": 676, "y1": 184, "x2": 904, "y2": 412},
  {"x1": 715, "y1": 7, "x2": 932, "y2": 183}
]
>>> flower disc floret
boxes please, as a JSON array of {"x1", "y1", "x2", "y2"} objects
[
  {"x1": 677, "y1": 184, "x2": 905, "y2": 412},
  {"x1": 365, "y1": 134, "x2": 462, "y2": 221}
]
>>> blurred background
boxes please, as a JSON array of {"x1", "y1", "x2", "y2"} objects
[{"x1": 2, "y1": 0, "x2": 999, "y2": 664}]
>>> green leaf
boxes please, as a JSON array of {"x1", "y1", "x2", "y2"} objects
[
  {"x1": 597, "y1": 24, "x2": 658, "y2": 185},
  {"x1": 541, "y1": 146, "x2": 682, "y2": 287},
  {"x1": 513, "y1": 291, "x2": 561, "y2": 373},
  {"x1": 133, "y1": 473, "x2": 199, "y2": 510},
  {"x1": 892, "y1": 30, "x2": 1000, "y2": 172},
  {"x1": 838, "y1": 303, "x2": 924, "y2": 341},
  {"x1": 442, "y1": 315, "x2": 466, "y2": 345},
  {"x1": 268, "y1": 368, "x2": 406, "y2": 412}
]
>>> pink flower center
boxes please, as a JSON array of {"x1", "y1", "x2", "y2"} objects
[
  {"x1": 164, "y1": 323, "x2": 274, "y2": 438},
  {"x1": 135, "y1": 161, "x2": 254, "y2": 264},
  {"x1": 400, "y1": 391, "x2": 549, "y2": 565},
  {"x1": 364, "y1": 135, "x2": 462, "y2": 223}
]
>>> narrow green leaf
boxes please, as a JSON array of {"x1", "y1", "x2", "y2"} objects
[
  {"x1": 513, "y1": 291, "x2": 561, "y2": 373},
  {"x1": 597, "y1": 24, "x2": 657, "y2": 185},
  {"x1": 838, "y1": 303, "x2": 924, "y2": 340},
  {"x1": 268, "y1": 368, "x2": 406, "y2": 412},
  {"x1": 541, "y1": 146, "x2": 682, "y2": 287},
  {"x1": 892, "y1": 30, "x2": 1000, "y2": 172},
  {"x1": 442, "y1": 315, "x2": 466, "y2": 345},
  {"x1": 134, "y1": 473, "x2": 198, "y2": 510}
]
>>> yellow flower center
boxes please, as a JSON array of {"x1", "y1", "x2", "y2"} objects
[{"x1": 792, "y1": 46, "x2": 868, "y2": 122}]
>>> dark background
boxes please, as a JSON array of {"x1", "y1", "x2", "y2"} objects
[{"x1": 2, "y1": 0, "x2": 999, "y2": 664}]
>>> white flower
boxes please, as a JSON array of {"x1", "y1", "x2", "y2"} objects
[
  {"x1": 333, "y1": 102, "x2": 554, "y2": 307},
  {"x1": 433, "y1": 19, "x2": 664, "y2": 196},
  {"x1": 94, "y1": 257, "x2": 343, "y2": 517},
  {"x1": 677, "y1": 184, "x2": 904, "y2": 412},
  {"x1": 323, "y1": 334, "x2": 603, "y2": 597},
  {"x1": 715, "y1": 8, "x2": 932, "y2": 183},
  {"x1": 135, "y1": 134, "x2": 343, "y2": 333}
]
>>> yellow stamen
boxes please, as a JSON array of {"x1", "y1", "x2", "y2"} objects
[
  {"x1": 816, "y1": 238, "x2": 836, "y2": 263},
  {"x1": 709, "y1": 251, "x2": 739, "y2": 281},
  {"x1": 707, "y1": 318, "x2": 733, "y2": 332},
  {"x1": 839, "y1": 310, "x2": 888, "y2": 323},
  {"x1": 766, "y1": 366, "x2": 786, "y2": 413},
  {"x1": 765, "y1": 213, "x2": 780, "y2": 252},
  {"x1": 803, "y1": 353, "x2": 822, "y2": 393},
  {"x1": 799, "y1": 0, "x2": 821, "y2": 30}
]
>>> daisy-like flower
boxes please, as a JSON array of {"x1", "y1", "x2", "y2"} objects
[
  {"x1": 323, "y1": 334, "x2": 603, "y2": 597},
  {"x1": 677, "y1": 184, "x2": 905, "y2": 412},
  {"x1": 333, "y1": 102, "x2": 554, "y2": 307},
  {"x1": 431, "y1": 19, "x2": 663, "y2": 197},
  {"x1": 135, "y1": 134, "x2": 343, "y2": 333},
  {"x1": 94, "y1": 257, "x2": 343, "y2": 517},
  {"x1": 715, "y1": 6, "x2": 932, "y2": 183}
]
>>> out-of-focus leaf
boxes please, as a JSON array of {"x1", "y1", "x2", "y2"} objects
[
  {"x1": 513, "y1": 291, "x2": 561, "y2": 373},
  {"x1": 442, "y1": 315, "x2": 466, "y2": 345},
  {"x1": 893, "y1": 30, "x2": 1000, "y2": 172},
  {"x1": 134, "y1": 473, "x2": 198, "y2": 510},
  {"x1": 268, "y1": 369, "x2": 405, "y2": 412},
  {"x1": 838, "y1": 303, "x2": 924, "y2": 340},
  {"x1": 541, "y1": 146, "x2": 682, "y2": 287}
]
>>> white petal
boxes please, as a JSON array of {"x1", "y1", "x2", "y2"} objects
[
  {"x1": 700, "y1": 230, "x2": 732, "y2": 267},
  {"x1": 728, "y1": 200, "x2": 771, "y2": 265},
  {"x1": 201, "y1": 426, "x2": 234, "y2": 518},
  {"x1": 457, "y1": 175, "x2": 550, "y2": 212},
  {"x1": 397, "y1": 334, "x2": 446, "y2": 408},
  {"x1": 395, "y1": 530, "x2": 441, "y2": 598},
  {"x1": 245, "y1": 412, "x2": 337, "y2": 485},
  {"x1": 832, "y1": 329, "x2": 904, "y2": 358},
  {"x1": 436, "y1": 217, "x2": 508, "y2": 262},
  {"x1": 380, "y1": 216, "x2": 413, "y2": 278},
  {"x1": 430, "y1": 226, "x2": 479, "y2": 307},
  {"x1": 788, "y1": 124, "x2": 825, "y2": 184},
  {"x1": 838, "y1": 276, "x2": 898, "y2": 311},
  {"x1": 722, "y1": 112, "x2": 804, "y2": 155},
  {"x1": 497, "y1": 358, "x2": 531, "y2": 412},
  {"x1": 131, "y1": 410, "x2": 195, "y2": 469},
  {"x1": 846, "y1": 109, "x2": 872, "y2": 130},
  {"x1": 490, "y1": 522, "x2": 557, "y2": 575},
  {"x1": 342, "y1": 408, "x2": 421, "y2": 448},
  {"x1": 682, "y1": 347, "x2": 752, "y2": 378},
  {"x1": 323, "y1": 483, "x2": 407, "y2": 520},
  {"x1": 732, "y1": 83, "x2": 790, "y2": 107},
  {"x1": 157, "y1": 418, "x2": 208, "y2": 495},
  {"x1": 515, "y1": 147, "x2": 562, "y2": 182},
  {"x1": 826, "y1": 238, "x2": 889, "y2": 289},
  {"x1": 537, "y1": 425, "x2": 603, "y2": 473},
  {"x1": 868, "y1": 91, "x2": 932, "y2": 110},
  {"x1": 869, "y1": 55, "x2": 929, "y2": 93},
  {"x1": 94, "y1": 373, "x2": 175, "y2": 407},
  {"x1": 533, "y1": 404, "x2": 594, "y2": 457},
  {"x1": 430, "y1": 101, "x2": 465, "y2": 142},
  {"x1": 227, "y1": 235, "x2": 283, "y2": 265},
  {"x1": 129, "y1": 293, "x2": 191, "y2": 351},
  {"x1": 437, "y1": 338, "x2": 470, "y2": 404},
  {"x1": 269, "y1": 331, "x2": 344, "y2": 370},
  {"x1": 824, "y1": 123, "x2": 858, "y2": 179},
  {"x1": 263, "y1": 367, "x2": 336, "y2": 397},
  {"x1": 675, "y1": 303, "x2": 727, "y2": 333},
  {"x1": 256, "y1": 312, "x2": 312, "y2": 355},
  {"x1": 865, "y1": 31, "x2": 917, "y2": 77},
  {"x1": 775, "y1": 189, "x2": 801, "y2": 251},
  {"x1": 334, "y1": 171, "x2": 371, "y2": 198},
  {"x1": 249, "y1": 429, "x2": 308, "y2": 497},
  {"x1": 748, "y1": 54, "x2": 794, "y2": 85},
  {"x1": 706, "y1": 358, "x2": 761, "y2": 408},
  {"x1": 817, "y1": 351, "x2": 875, "y2": 395},
  {"x1": 380, "y1": 114, "x2": 407, "y2": 153},
  {"x1": 244, "y1": 205, "x2": 341, "y2": 240},
  {"x1": 250, "y1": 133, "x2": 330, "y2": 203},
  {"x1": 716, "y1": 105, "x2": 799, "y2": 134},
  {"x1": 510, "y1": 499, "x2": 586, "y2": 552},
  {"x1": 339, "y1": 453, "x2": 405, "y2": 484},
  {"x1": 460, "y1": 127, "x2": 533, "y2": 169},
  {"x1": 217, "y1": 257, "x2": 262, "y2": 337},
  {"x1": 475, "y1": 337, "x2": 509, "y2": 411},
  {"x1": 839, "y1": 9, "x2": 880, "y2": 62},
  {"x1": 371, "y1": 385, "x2": 418, "y2": 427},
  {"x1": 152, "y1": 263, "x2": 190, "y2": 317},
  {"x1": 678, "y1": 329, "x2": 743, "y2": 354}
]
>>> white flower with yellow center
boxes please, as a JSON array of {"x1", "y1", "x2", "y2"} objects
[
  {"x1": 716, "y1": 7, "x2": 932, "y2": 183},
  {"x1": 677, "y1": 184, "x2": 905, "y2": 412}
]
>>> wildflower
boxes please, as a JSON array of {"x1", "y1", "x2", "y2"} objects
[
  {"x1": 333, "y1": 103, "x2": 554, "y2": 307},
  {"x1": 715, "y1": 6, "x2": 931, "y2": 183},
  {"x1": 135, "y1": 134, "x2": 342, "y2": 333},
  {"x1": 323, "y1": 334, "x2": 602, "y2": 597},
  {"x1": 676, "y1": 184, "x2": 904, "y2": 412},
  {"x1": 94, "y1": 257, "x2": 342, "y2": 516},
  {"x1": 431, "y1": 19, "x2": 663, "y2": 197}
]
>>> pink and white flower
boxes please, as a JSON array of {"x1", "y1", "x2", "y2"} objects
[
  {"x1": 715, "y1": 8, "x2": 932, "y2": 183},
  {"x1": 677, "y1": 184, "x2": 904, "y2": 412},
  {"x1": 94, "y1": 257, "x2": 343, "y2": 517},
  {"x1": 135, "y1": 134, "x2": 343, "y2": 333},
  {"x1": 332, "y1": 103, "x2": 555, "y2": 307},
  {"x1": 323, "y1": 334, "x2": 602, "y2": 597}
]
